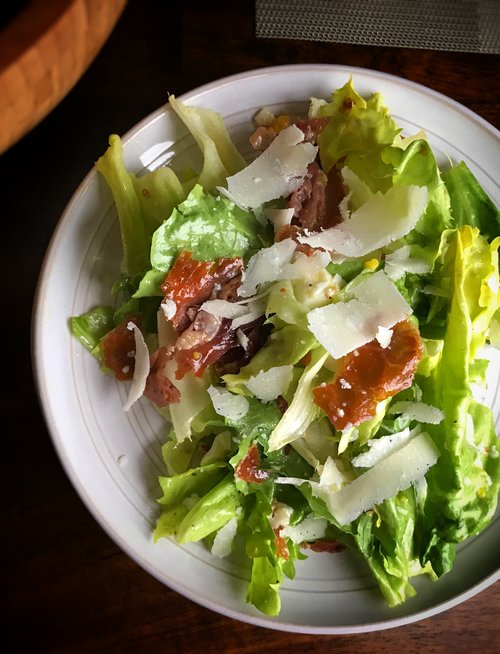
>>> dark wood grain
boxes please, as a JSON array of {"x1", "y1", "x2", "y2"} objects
[{"x1": 2, "y1": 1, "x2": 499, "y2": 652}]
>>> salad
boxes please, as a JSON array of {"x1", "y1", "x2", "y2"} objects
[{"x1": 71, "y1": 79, "x2": 500, "y2": 617}]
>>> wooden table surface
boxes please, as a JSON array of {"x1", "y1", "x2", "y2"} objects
[{"x1": 2, "y1": 1, "x2": 499, "y2": 651}]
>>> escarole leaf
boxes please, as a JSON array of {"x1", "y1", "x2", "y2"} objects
[
  {"x1": 383, "y1": 136, "x2": 453, "y2": 245},
  {"x1": 135, "y1": 184, "x2": 267, "y2": 297},
  {"x1": 70, "y1": 306, "x2": 115, "y2": 355},
  {"x1": 154, "y1": 463, "x2": 240, "y2": 543},
  {"x1": 417, "y1": 226, "x2": 500, "y2": 574},
  {"x1": 443, "y1": 161, "x2": 500, "y2": 240},
  {"x1": 169, "y1": 95, "x2": 246, "y2": 191},
  {"x1": 316, "y1": 78, "x2": 400, "y2": 189},
  {"x1": 95, "y1": 135, "x2": 186, "y2": 276},
  {"x1": 242, "y1": 492, "x2": 304, "y2": 616},
  {"x1": 149, "y1": 184, "x2": 264, "y2": 273}
]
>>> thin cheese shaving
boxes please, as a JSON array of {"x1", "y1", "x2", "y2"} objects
[
  {"x1": 297, "y1": 184, "x2": 428, "y2": 257},
  {"x1": 238, "y1": 239, "x2": 296, "y2": 297},
  {"x1": 307, "y1": 270, "x2": 411, "y2": 359},
  {"x1": 123, "y1": 322, "x2": 150, "y2": 411},
  {"x1": 351, "y1": 428, "x2": 413, "y2": 468},
  {"x1": 281, "y1": 516, "x2": 328, "y2": 544},
  {"x1": 218, "y1": 124, "x2": 317, "y2": 210},
  {"x1": 376, "y1": 325, "x2": 393, "y2": 349},
  {"x1": 265, "y1": 207, "x2": 294, "y2": 231},
  {"x1": 388, "y1": 401, "x2": 445, "y2": 424},
  {"x1": 384, "y1": 245, "x2": 431, "y2": 281},
  {"x1": 238, "y1": 240, "x2": 330, "y2": 298},
  {"x1": 161, "y1": 298, "x2": 177, "y2": 320},
  {"x1": 211, "y1": 517, "x2": 238, "y2": 558},
  {"x1": 246, "y1": 365, "x2": 294, "y2": 402},
  {"x1": 324, "y1": 431, "x2": 439, "y2": 525},
  {"x1": 200, "y1": 299, "x2": 249, "y2": 319},
  {"x1": 208, "y1": 385, "x2": 249, "y2": 420}
]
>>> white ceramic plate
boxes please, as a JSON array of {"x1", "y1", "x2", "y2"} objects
[{"x1": 33, "y1": 65, "x2": 500, "y2": 634}]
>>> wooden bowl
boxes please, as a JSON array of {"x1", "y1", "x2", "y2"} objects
[{"x1": 0, "y1": 0, "x2": 127, "y2": 154}]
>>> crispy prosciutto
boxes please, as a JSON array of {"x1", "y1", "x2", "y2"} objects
[
  {"x1": 154, "y1": 251, "x2": 271, "y2": 385},
  {"x1": 214, "y1": 318, "x2": 272, "y2": 376},
  {"x1": 301, "y1": 539, "x2": 345, "y2": 553},
  {"x1": 249, "y1": 116, "x2": 328, "y2": 151},
  {"x1": 100, "y1": 314, "x2": 142, "y2": 381},
  {"x1": 276, "y1": 163, "x2": 344, "y2": 246},
  {"x1": 161, "y1": 252, "x2": 244, "y2": 334},
  {"x1": 235, "y1": 443, "x2": 270, "y2": 483},
  {"x1": 249, "y1": 114, "x2": 290, "y2": 150},
  {"x1": 286, "y1": 162, "x2": 328, "y2": 231},
  {"x1": 143, "y1": 347, "x2": 180, "y2": 406},
  {"x1": 174, "y1": 318, "x2": 236, "y2": 380},
  {"x1": 313, "y1": 319, "x2": 423, "y2": 431},
  {"x1": 274, "y1": 529, "x2": 290, "y2": 560},
  {"x1": 293, "y1": 116, "x2": 329, "y2": 143}
]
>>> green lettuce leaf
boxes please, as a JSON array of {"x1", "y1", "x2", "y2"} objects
[
  {"x1": 70, "y1": 306, "x2": 114, "y2": 355},
  {"x1": 95, "y1": 135, "x2": 186, "y2": 276},
  {"x1": 443, "y1": 161, "x2": 500, "y2": 240},
  {"x1": 417, "y1": 226, "x2": 500, "y2": 573},
  {"x1": 154, "y1": 463, "x2": 237, "y2": 542},
  {"x1": 169, "y1": 95, "x2": 246, "y2": 191},
  {"x1": 317, "y1": 79, "x2": 401, "y2": 190},
  {"x1": 225, "y1": 396, "x2": 282, "y2": 448},
  {"x1": 241, "y1": 491, "x2": 305, "y2": 616},
  {"x1": 149, "y1": 184, "x2": 264, "y2": 273},
  {"x1": 383, "y1": 137, "x2": 453, "y2": 245}
]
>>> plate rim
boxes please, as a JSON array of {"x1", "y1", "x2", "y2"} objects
[{"x1": 32, "y1": 63, "x2": 500, "y2": 635}]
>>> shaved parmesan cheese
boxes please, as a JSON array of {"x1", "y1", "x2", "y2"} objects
[
  {"x1": 308, "y1": 96, "x2": 327, "y2": 117},
  {"x1": 123, "y1": 322, "x2": 150, "y2": 411},
  {"x1": 219, "y1": 125, "x2": 317, "y2": 210},
  {"x1": 269, "y1": 502, "x2": 294, "y2": 531},
  {"x1": 208, "y1": 385, "x2": 249, "y2": 420},
  {"x1": 231, "y1": 310, "x2": 263, "y2": 330},
  {"x1": 211, "y1": 517, "x2": 238, "y2": 558},
  {"x1": 388, "y1": 401, "x2": 444, "y2": 424},
  {"x1": 319, "y1": 456, "x2": 349, "y2": 490},
  {"x1": 161, "y1": 298, "x2": 177, "y2": 320},
  {"x1": 200, "y1": 299, "x2": 249, "y2": 319},
  {"x1": 239, "y1": 239, "x2": 296, "y2": 297},
  {"x1": 325, "y1": 431, "x2": 439, "y2": 525},
  {"x1": 384, "y1": 245, "x2": 431, "y2": 281},
  {"x1": 236, "y1": 329, "x2": 249, "y2": 350},
  {"x1": 297, "y1": 184, "x2": 428, "y2": 257},
  {"x1": 351, "y1": 428, "x2": 413, "y2": 468},
  {"x1": 265, "y1": 207, "x2": 294, "y2": 231},
  {"x1": 281, "y1": 250, "x2": 331, "y2": 280},
  {"x1": 340, "y1": 167, "x2": 373, "y2": 209},
  {"x1": 230, "y1": 298, "x2": 266, "y2": 329},
  {"x1": 376, "y1": 325, "x2": 393, "y2": 349},
  {"x1": 238, "y1": 239, "x2": 331, "y2": 298},
  {"x1": 281, "y1": 516, "x2": 328, "y2": 544},
  {"x1": 338, "y1": 192, "x2": 352, "y2": 222},
  {"x1": 307, "y1": 270, "x2": 411, "y2": 359},
  {"x1": 246, "y1": 365, "x2": 293, "y2": 402}
]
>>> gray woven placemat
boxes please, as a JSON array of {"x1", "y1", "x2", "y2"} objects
[{"x1": 256, "y1": 0, "x2": 500, "y2": 54}]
